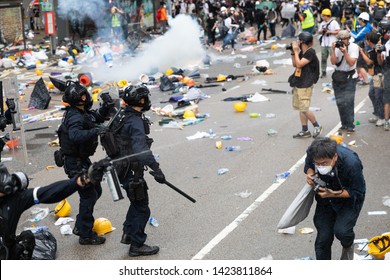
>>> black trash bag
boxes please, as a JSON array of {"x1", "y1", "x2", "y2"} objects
[
  {"x1": 159, "y1": 75, "x2": 176, "y2": 92},
  {"x1": 28, "y1": 78, "x2": 51, "y2": 109},
  {"x1": 32, "y1": 230, "x2": 57, "y2": 260},
  {"x1": 49, "y1": 76, "x2": 67, "y2": 92}
]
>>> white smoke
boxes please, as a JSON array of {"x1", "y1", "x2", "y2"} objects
[
  {"x1": 91, "y1": 15, "x2": 206, "y2": 82},
  {"x1": 57, "y1": 0, "x2": 107, "y2": 22}
]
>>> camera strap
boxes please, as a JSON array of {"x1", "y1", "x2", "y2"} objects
[{"x1": 335, "y1": 55, "x2": 344, "y2": 67}]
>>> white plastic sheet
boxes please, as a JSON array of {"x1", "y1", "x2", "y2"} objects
[{"x1": 277, "y1": 183, "x2": 315, "y2": 229}]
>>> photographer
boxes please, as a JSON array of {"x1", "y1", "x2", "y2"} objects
[
  {"x1": 0, "y1": 162, "x2": 105, "y2": 259},
  {"x1": 359, "y1": 31, "x2": 385, "y2": 127},
  {"x1": 330, "y1": 30, "x2": 359, "y2": 134},
  {"x1": 378, "y1": 19, "x2": 390, "y2": 131},
  {"x1": 304, "y1": 137, "x2": 366, "y2": 260},
  {"x1": 289, "y1": 31, "x2": 323, "y2": 139},
  {"x1": 318, "y1": 8, "x2": 340, "y2": 78}
]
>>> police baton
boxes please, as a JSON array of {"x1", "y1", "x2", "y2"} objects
[{"x1": 149, "y1": 171, "x2": 196, "y2": 203}]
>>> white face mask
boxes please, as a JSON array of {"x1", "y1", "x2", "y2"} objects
[{"x1": 315, "y1": 165, "x2": 333, "y2": 175}]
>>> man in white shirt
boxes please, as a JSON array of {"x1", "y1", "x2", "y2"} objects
[
  {"x1": 330, "y1": 30, "x2": 359, "y2": 134},
  {"x1": 318, "y1": 8, "x2": 340, "y2": 78}
]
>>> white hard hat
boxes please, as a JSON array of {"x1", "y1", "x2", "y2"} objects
[
  {"x1": 230, "y1": 7, "x2": 235, "y2": 11},
  {"x1": 221, "y1": 6, "x2": 227, "y2": 12},
  {"x1": 386, "y1": 0, "x2": 390, "y2": 3},
  {"x1": 358, "y1": 12, "x2": 370, "y2": 21}
]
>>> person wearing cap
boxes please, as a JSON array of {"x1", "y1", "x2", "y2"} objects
[
  {"x1": 378, "y1": 18, "x2": 390, "y2": 130},
  {"x1": 290, "y1": 32, "x2": 323, "y2": 139},
  {"x1": 373, "y1": 1, "x2": 387, "y2": 24},
  {"x1": 330, "y1": 30, "x2": 359, "y2": 133},
  {"x1": 348, "y1": 12, "x2": 373, "y2": 85},
  {"x1": 318, "y1": 8, "x2": 340, "y2": 78}
]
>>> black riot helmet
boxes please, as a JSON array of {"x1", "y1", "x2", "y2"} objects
[
  {"x1": 298, "y1": 31, "x2": 313, "y2": 45},
  {"x1": 62, "y1": 81, "x2": 91, "y2": 107},
  {"x1": 120, "y1": 85, "x2": 151, "y2": 111}
]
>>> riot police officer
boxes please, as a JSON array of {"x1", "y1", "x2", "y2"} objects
[
  {"x1": 109, "y1": 85, "x2": 165, "y2": 257},
  {"x1": 0, "y1": 162, "x2": 105, "y2": 259},
  {"x1": 58, "y1": 81, "x2": 113, "y2": 245}
]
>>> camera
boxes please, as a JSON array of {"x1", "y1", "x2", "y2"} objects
[
  {"x1": 311, "y1": 173, "x2": 326, "y2": 193},
  {"x1": 335, "y1": 40, "x2": 345, "y2": 48},
  {"x1": 286, "y1": 43, "x2": 293, "y2": 50},
  {"x1": 376, "y1": 44, "x2": 386, "y2": 53},
  {"x1": 322, "y1": 28, "x2": 328, "y2": 35}
]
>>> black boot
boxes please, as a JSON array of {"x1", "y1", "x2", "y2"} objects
[
  {"x1": 129, "y1": 244, "x2": 159, "y2": 257},
  {"x1": 320, "y1": 71, "x2": 326, "y2": 78},
  {"x1": 120, "y1": 233, "x2": 132, "y2": 244},
  {"x1": 79, "y1": 235, "x2": 106, "y2": 245}
]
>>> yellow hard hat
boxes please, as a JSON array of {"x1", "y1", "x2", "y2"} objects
[
  {"x1": 183, "y1": 110, "x2": 195, "y2": 119},
  {"x1": 217, "y1": 74, "x2": 226, "y2": 82},
  {"x1": 321, "y1": 8, "x2": 332, "y2": 16},
  {"x1": 118, "y1": 80, "x2": 128, "y2": 88},
  {"x1": 329, "y1": 134, "x2": 344, "y2": 144},
  {"x1": 233, "y1": 101, "x2": 247, "y2": 112},
  {"x1": 299, "y1": 1, "x2": 304, "y2": 5},
  {"x1": 166, "y1": 68, "x2": 174, "y2": 76},
  {"x1": 93, "y1": 217, "x2": 114, "y2": 236},
  {"x1": 370, "y1": 0, "x2": 377, "y2": 4},
  {"x1": 182, "y1": 76, "x2": 190, "y2": 84},
  {"x1": 54, "y1": 199, "x2": 71, "y2": 217},
  {"x1": 379, "y1": 0, "x2": 385, "y2": 6},
  {"x1": 368, "y1": 234, "x2": 390, "y2": 259}
]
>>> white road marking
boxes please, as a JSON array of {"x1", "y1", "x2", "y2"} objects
[{"x1": 191, "y1": 96, "x2": 368, "y2": 260}]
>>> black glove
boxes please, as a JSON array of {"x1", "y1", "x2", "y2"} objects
[
  {"x1": 100, "y1": 92, "x2": 115, "y2": 108},
  {"x1": 87, "y1": 159, "x2": 110, "y2": 185},
  {"x1": 5, "y1": 98, "x2": 16, "y2": 113},
  {"x1": 150, "y1": 168, "x2": 165, "y2": 184},
  {"x1": 95, "y1": 125, "x2": 107, "y2": 136}
]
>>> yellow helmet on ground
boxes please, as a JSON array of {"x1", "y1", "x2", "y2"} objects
[
  {"x1": 93, "y1": 218, "x2": 114, "y2": 236},
  {"x1": 166, "y1": 68, "x2": 174, "y2": 76},
  {"x1": 183, "y1": 110, "x2": 195, "y2": 119},
  {"x1": 329, "y1": 134, "x2": 344, "y2": 144},
  {"x1": 233, "y1": 101, "x2": 247, "y2": 112},
  {"x1": 368, "y1": 234, "x2": 390, "y2": 259},
  {"x1": 54, "y1": 199, "x2": 71, "y2": 217}
]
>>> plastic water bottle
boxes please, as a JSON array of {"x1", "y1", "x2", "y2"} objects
[
  {"x1": 225, "y1": 146, "x2": 240, "y2": 151},
  {"x1": 149, "y1": 217, "x2": 159, "y2": 227},
  {"x1": 221, "y1": 135, "x2": 232, "y2": 140},
  {"x1": 266, "y1": 113, "x2": 276, "y2": 119},
  {"x1": 275, "y1": 171, "x2": 290, "y2": 180},
  {"x1": 103, "y1": 53, "x2": 113, "y2": 67},
  {"x1": 249, "y1": 113, "x2": 261, "y2": 118},
  {"x1": 217, "y1": 168, "x2": 229, "y2": 175},
  {"x1": 267, "y1": 128, "x2": 278, "y2": 136}
]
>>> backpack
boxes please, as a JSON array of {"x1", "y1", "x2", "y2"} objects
[
  {"x1": 156, "y1": 8, "x2": 162, "y2": 21},
  {"x1": 312, "y1": 52, "x2": 320, "y2": 84}
]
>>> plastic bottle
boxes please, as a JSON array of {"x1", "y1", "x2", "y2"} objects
[
  {"x1": 275, "y1": 171, "x2": 290, "y2": 180},
  {"x1": 225, "y1": 146, "x2": 240, "y2": 151},
  {"x1": 267, "y1": 128, "x2": 278, "y2": 136},
  {"x1": 221, "y1": 135, "x2": 232, "y2": 140},
  {"x1": 217, "y1": 168, "x2": 229, "y2": 175},
  {"x1": 249, "y1": 113, "x2": 261, "y2": 118},
  {"x1": 149, "y1": 217, "x2": 159, "y2": 227},
  {"x1": 266, "y1": 113, "x2": 276, "y2": 119},
  {"x1": 209, "y1": 129, "x2": 216, "y2": 138}
]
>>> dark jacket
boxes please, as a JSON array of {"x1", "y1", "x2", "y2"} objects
[{"x1": 304, "y1": 144, "x2": 366, "y2": 210}]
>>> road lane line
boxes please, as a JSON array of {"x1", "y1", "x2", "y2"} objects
[{"x1": 191, "y1": 96, "x2": 369, "y2": 260}]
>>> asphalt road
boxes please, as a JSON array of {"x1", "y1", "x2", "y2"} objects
[{"x1": 8, "y1": 34, "x2": 390, "y2": 263}]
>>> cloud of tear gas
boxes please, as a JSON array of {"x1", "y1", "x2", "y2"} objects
[
  {"x1": 91, "y1": 15, "x2": 206, "y2": 82},
  {"x1": 57, "y1": 0, "x2": 107, "y2": 22}
]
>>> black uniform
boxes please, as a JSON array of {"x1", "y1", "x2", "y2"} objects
[
  {"x1": 59, "y1": 105, "x2": 109, "y2": 240},
  {"x1": 0, "y1": 178, "x2": 81, "y2": 259},
  {"x1": 114, "y1": 107, "x2": 160, "y2": 247}
]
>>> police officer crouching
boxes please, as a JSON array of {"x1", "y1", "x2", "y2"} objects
[
  {"x1": 57, "y1": 81, "x2": 113, "y2": 245},
  {"x1": 111, "y1": 85, "x2": 165, "y2": 257},
  {"x1": 0, "y1": 162, "x2": 105, "y2": 259}
]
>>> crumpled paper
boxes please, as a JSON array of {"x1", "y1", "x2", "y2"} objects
[{"x1": 54, "y1": 217, "x2": 75, "y2": 226}]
